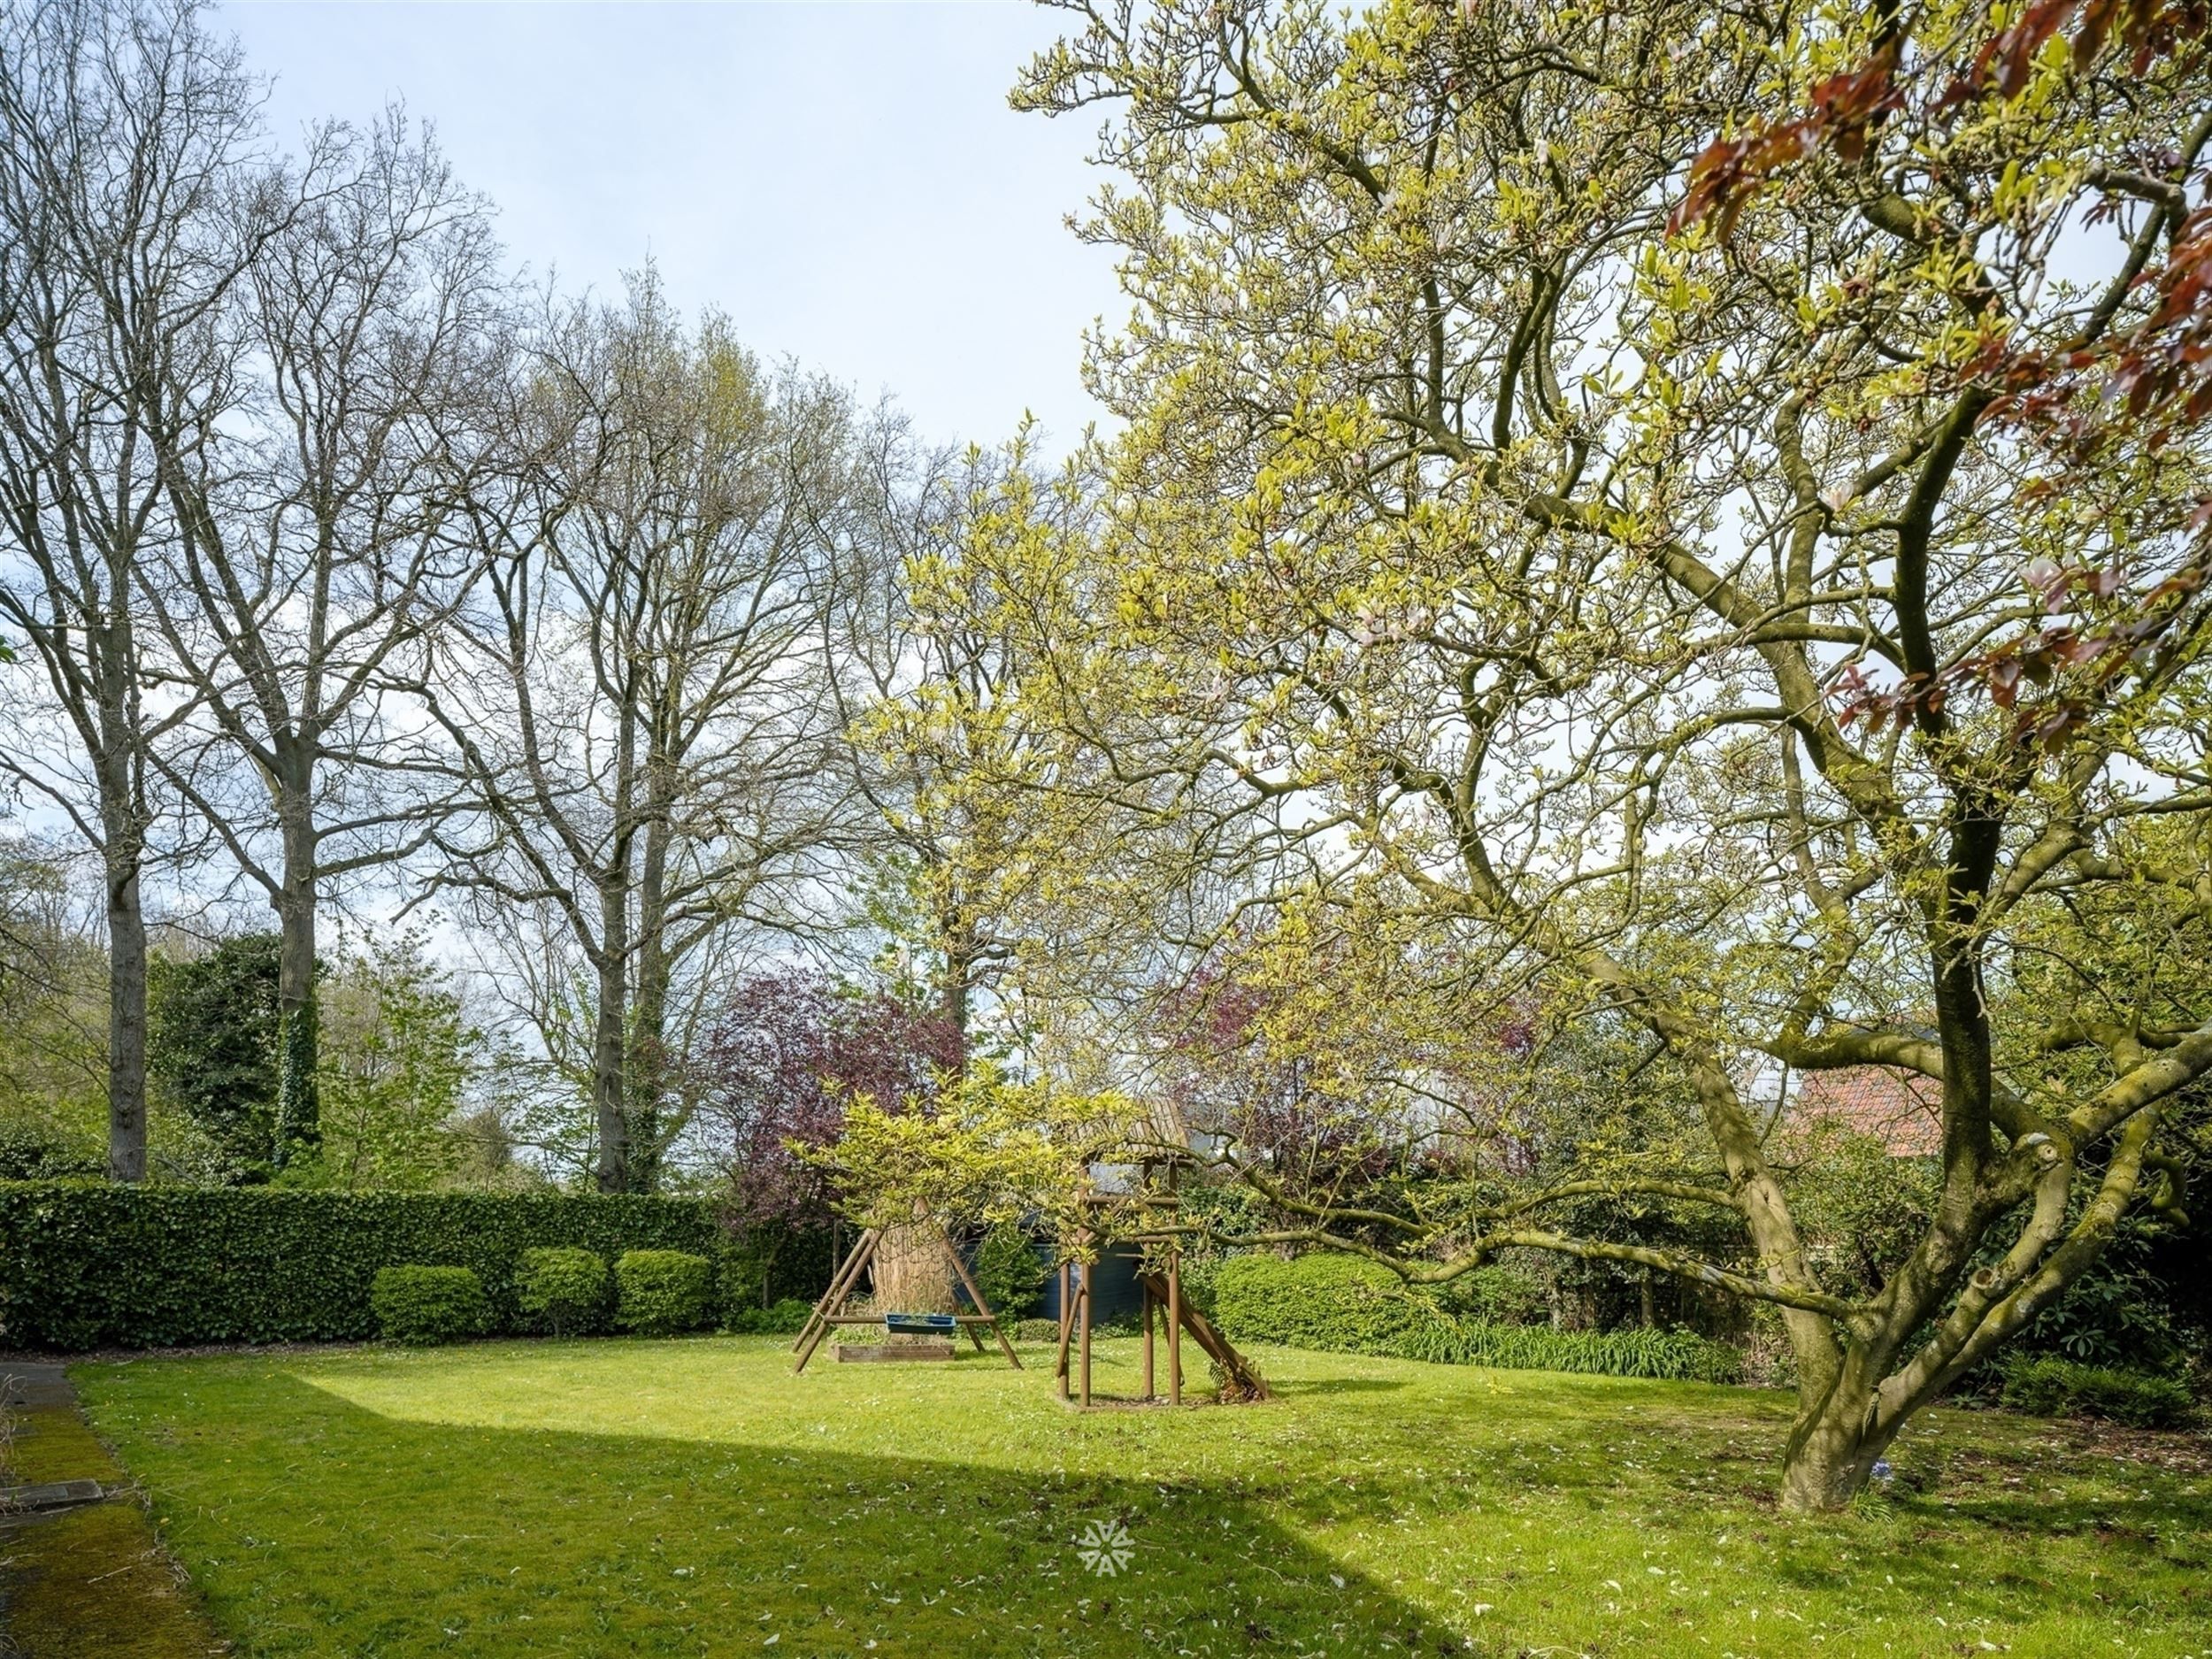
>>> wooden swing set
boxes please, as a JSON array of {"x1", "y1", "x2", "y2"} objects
[
  {"x1": 790, "y1": 1155, "x2": 1266, "y2": 1409},
  {"x1": 792, "y1": 1217, "x2": 1023, "y2": 1373}
]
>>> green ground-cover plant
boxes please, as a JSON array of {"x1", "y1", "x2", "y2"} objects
[
  {"x1": 1215, "y1": 1254, "x2": 1740, "y2": 1383},
  {"x1": 2000, "y1": 1357, "x2": 2199, "y2": 1431},
  {"x1": 614, "y1": 1249, "x2": 713, "y2": 1336},
  {"x1": 371, "y1": 1266, "x2": 489, "y2": 1346},
  {"x1": 513, "y1": 1247, "x2": 610, "y2": 1336},
  {"x1": 71, "y1": 1337, "x2": 2212, "y2": 1657},
  {"x1": 725, "y1": 1296, "x2": 813, "y2": 1335}
]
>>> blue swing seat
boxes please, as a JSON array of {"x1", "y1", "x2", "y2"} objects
[{"x1": 882, "y1": 1311, "x2": 958, "y2": 1336}]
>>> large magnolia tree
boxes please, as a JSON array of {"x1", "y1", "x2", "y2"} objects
[{"x1": 1006, "y1": 0, "x2": 2212, "y2": 1508}]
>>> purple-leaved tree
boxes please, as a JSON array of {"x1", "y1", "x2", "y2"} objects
[{"x1": 692, "y1": 970, "x2": 962, "y2": 1302}]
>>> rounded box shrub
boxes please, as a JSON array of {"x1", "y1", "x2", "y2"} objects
[
  {"x1": 371, "y1": 1265, "x2": 489, "y2": 1346},
  {"x1": 614, "y1": 1248, "x2": 713, "y2": 1336},
  {"x1": 515, "y1": 1246, "x2": 610, "y2": 1336}
]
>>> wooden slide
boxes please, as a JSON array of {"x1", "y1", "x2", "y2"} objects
[{"x1": 1135, "y1": 1270, "x2": 1270, "y2": 1401}]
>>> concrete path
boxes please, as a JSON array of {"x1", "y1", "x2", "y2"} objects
[
  {"x1": 0, "y1": 1369, "x2": 72, "y2": 1412},
  {"x1": 0, "y1": 1367, "x2": 104, "y2": 1514},
  {"x1": 1, "y1": 1361, "x2": 226, "y2": 1655}
]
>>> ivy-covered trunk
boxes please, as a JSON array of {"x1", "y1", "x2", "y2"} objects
[
  {"x1": 99, "y1": 769, "x2": 148, "y2": 1184},
  {"x1": 626, "y1": 765, "x2": 675, "y2": 1194},
  {"x1": 96, "y1": 603, "x2": 150, "y2": 1181},
  {"x1": 592, "y1": 874, "x2": 631, "y2": 1194},
  {"x1": 271, "y1": 805, "x2": 320, "y2": 1169}
]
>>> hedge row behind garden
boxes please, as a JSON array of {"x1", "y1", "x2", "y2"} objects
[
  {"x1": 0, "y1": 1183, "x2": 833, "y2": 1351},
  {"x1": 1212, "y1": 1252, "x2": 1742, "y2": 1384}
]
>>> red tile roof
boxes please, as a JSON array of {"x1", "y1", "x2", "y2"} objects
[{"x1": 1789, "y1": 1066, "x2": 1943, "y2": 1156}]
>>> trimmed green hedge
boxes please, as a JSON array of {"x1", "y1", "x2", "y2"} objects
[
  {"x1": 0, "y1": 1183, "x2": 832, "y2": 1351},
  {"x1": 1213, "y1": 1253, "x2": 1741, "y2": 1384},
  {"x1": 373, "y1": 1266, "x2": 490, "y2": 1346}
]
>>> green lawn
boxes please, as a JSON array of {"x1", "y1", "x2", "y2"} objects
[{"x1": 73, "y1": 1335, "x2": 2211, "y2": 1657}]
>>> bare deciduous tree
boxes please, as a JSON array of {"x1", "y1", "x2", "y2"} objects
[
  {"x1": 0, "y1": 0, "x2": 271, "y2": 1179},
  {"x1": 139, "y1": 114, "x2": 506, "y2": 1165},
  {"x1": 427, "y1": 277, "x2": 862, "y2": 1192}
]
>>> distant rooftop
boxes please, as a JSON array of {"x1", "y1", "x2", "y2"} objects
[{"x1": 1789, "y1": 1067, "x2": 1942, "y2": 1157}]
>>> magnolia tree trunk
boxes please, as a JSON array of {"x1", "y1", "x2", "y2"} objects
[
  {"x1": 1765, "y1": 1109, "x2": 2154, "y2": 1512},
  {"x1": 1779, "y1": 1357, "x2": 1898, "y2": 1513},
  {"x1": 1769, "y1": 1326, "x2": 1893, "y2": 1514}
]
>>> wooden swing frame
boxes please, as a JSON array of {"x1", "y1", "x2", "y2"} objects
[{"x1": 792, "y1": 1216, "x2": 1023, "y2": 1375}]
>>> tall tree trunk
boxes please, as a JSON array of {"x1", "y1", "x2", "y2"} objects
[
  {"x1": 626, "y1": 777, "x2": 673, "y2": 1193},
  {"x1": 101, "y1": 804, "x2": 148, "y2": 1185},
  {"x1": 271, "y1": 796, "x2": 320, "y2": 1169},
  {"x1": 592, "y1": 874, "x2": 630, "y2": 1194},
  {"x1": 936, "y1": 880, "x2": 974, "y2": 1059},
  {"x1": 94, "y1": 608, "x2": 150, "y2": 1184},
  {"x1": 626, "y1": 965, "x2": 667, "y2": 1193}
]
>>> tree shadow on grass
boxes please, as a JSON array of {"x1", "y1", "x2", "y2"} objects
[
  {"x1": 113, "y1": 1373, "x2": 1461, "y2": 1659},
  {"x1": 1906, "y1": 1486, "x2": 2212, "y2": 1542}
]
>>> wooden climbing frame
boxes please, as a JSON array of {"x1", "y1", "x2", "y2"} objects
[{"x1": 1053, "y1": 1184, "x2": 1269, "y2": 1409}]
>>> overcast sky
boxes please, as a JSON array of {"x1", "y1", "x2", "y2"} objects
[{"x1": 220, "y1": 1, "x2": 1125, "y2": 450}]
